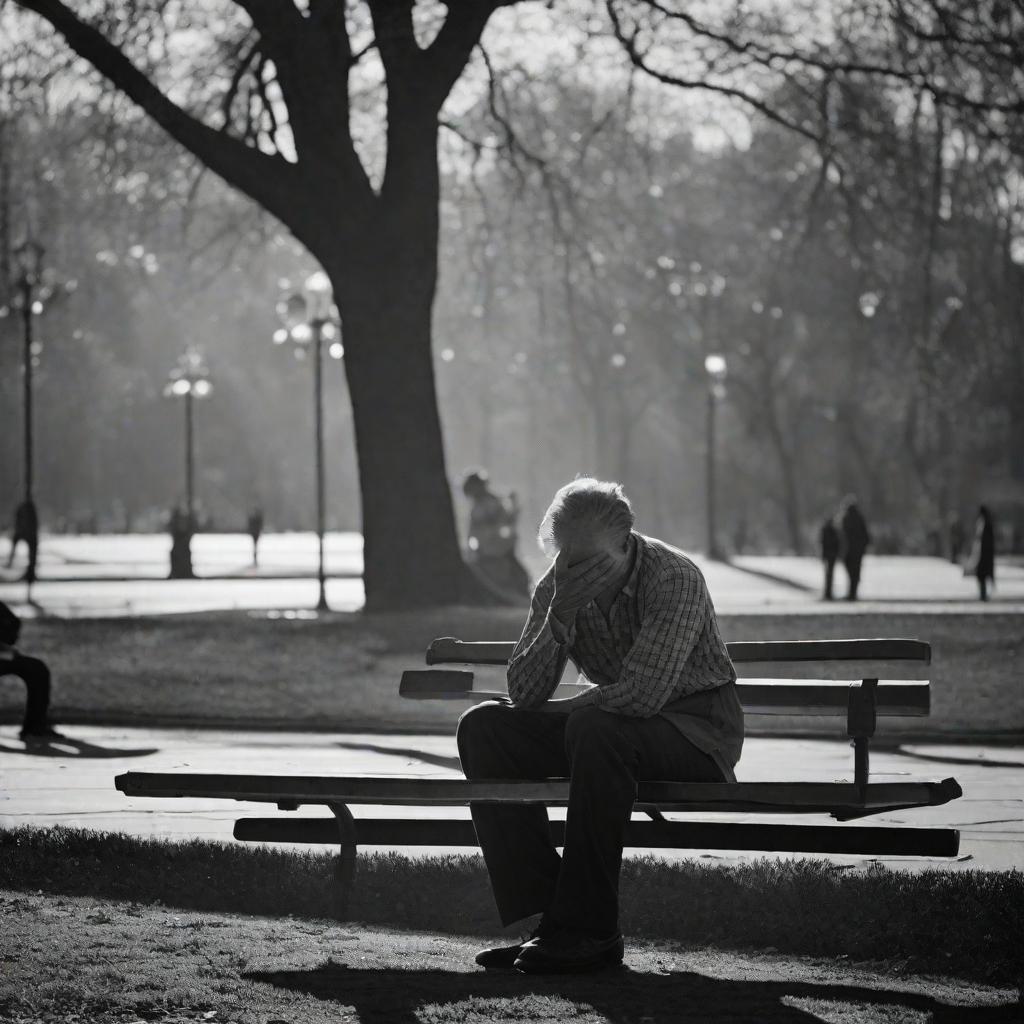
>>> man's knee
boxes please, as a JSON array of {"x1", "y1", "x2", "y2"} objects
[
  {"x1": 456, "y1": 701, "x2": 511, "y2": 769},
  {"x1": 564, "y1": 706, "x2": 624, "y2": 758}
]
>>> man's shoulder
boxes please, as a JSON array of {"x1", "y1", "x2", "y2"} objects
[{"x1": 638, "y1": 535, "x2": 707, "y2": 590}]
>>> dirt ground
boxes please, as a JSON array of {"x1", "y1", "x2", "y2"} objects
[{"x1": 0, "y1": 891, "x2": 1018, "y2": 1024}]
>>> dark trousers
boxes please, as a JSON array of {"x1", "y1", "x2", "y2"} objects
[
  {"x1": 456, "y1": 701, "x2": 723, "y2": 938},
  {"x1": 844, "y1": 554, "x2": 864, "y2": 600},
  {"x1": 1, "y1": 655, "x2": 51, "y2": 730},
  {"x1": 823, "y1": 557, "x2": 837, "y2": 599}
]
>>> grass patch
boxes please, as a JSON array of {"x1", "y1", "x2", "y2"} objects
[
  {"x1": 2, "y1": 825, "x2": 1022, "y2": 988},
  {"x1": 1, "y1": 608, "x2": 1022, "y2": 734}
]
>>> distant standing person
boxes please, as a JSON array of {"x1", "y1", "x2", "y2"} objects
[
  {"x1": 819, "y1": 515, "x2": 840, "y2": 600},
  {"x1": 840, "y1": 496, "x2": 871, "y2": 601},
  {"x1": 168, "y1": 506, "x2": 194, "y2": 579},
  {"x1": 462, "y1": 470, "x2": 530, "y2": 603},
  {"x1": 0, "y1": 600, "x2": 62, "y2": 741},
  {"x1": 5, "y1": 500, "x2": 39, "y2": 583},
  {"x1": 964, "y1": 505, "x2": 995, "y2": 601},
  {"x1": 247, "y1": 507, "x2": 265, "y2": 568},
  {"x1": 948, "y1": 513, "x2": 965, "y2": 564}
]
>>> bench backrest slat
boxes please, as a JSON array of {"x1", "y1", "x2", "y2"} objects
[
  {"x1": 399, "y1": 670, "x2": 930, "y2": 716},
  {"x1": 426, "y1": 637, "x2": 930, "y2": 668}
]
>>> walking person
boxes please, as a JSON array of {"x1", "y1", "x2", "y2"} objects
[
  {"x1": 457, "y1": 478, "x2": 743, "y2": 974},
  {"x1": 948, "y1": 513, "x2": 965, "y2": 564},
  {"x1": 839, "y1": 495, "x2": 871, "y2": 601},
  {"x1": 5, "y1": 500, "x2": 39, "y2": 583},
  {"x1": 0, "y1": 600, "x2": 62, "y2": 741},
  {"x1": 247, "y1": 507, "x2": 265, "y2": 568},
  {"x1": 964, "y1": 505, "x2": 996, "y2": 601},
  {"x1": 819, "y1": 515, "x2": 840, "y2": 600}
]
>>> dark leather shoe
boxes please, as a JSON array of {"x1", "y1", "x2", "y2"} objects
[
  {"x1": 475, "y1": 927, "x2": 544, "y2": 969},
  {"x1": 19, "y1": 725, "x2": 65, "y2": 742},
  {"x1": 514, "y1": 931, "x2": 624, "y2": 974}
]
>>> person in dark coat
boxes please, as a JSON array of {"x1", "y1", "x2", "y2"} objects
[
  {"x1": 965, "y1": 506, "x2": 996, "y2": 601},
  {"x1": 247, "y1": 507, "x2": 264, "y2": 567},
  {"x1": 168, "y1": 506, "x2": 195, "y2": 579},
  {"x1": 0, "y1": 600, "x2": 62, "y2": 741},
  {"x1": 948, "y1": 513, "x2": 965, "y2": 564},
  {"x1": 819, "y1": 516, "x2": 840, "y2": 600},
  {"x1": 5, "y1": 500, "x2": 39, "y2": 583},
  {"x1": 839, "y1": 496, "x2": 871, "y2": 600}
]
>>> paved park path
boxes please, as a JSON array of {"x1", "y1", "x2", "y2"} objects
[
  {"x1": 3, "y1": 533, "x2": 1024, "y2": 616},
  {"x1": 2, "y1": 724, "x2": 1021, "y2": 871}
]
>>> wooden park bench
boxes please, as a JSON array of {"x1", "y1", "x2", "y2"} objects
[{"x1": 114, "y1": 635, "x2": 962, "y2": 916}]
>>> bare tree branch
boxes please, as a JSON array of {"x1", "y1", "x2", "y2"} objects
[
  {"x1": 13, "y1": 0, "x2": 301, "y2": 227},
  {"x1": 605, "y1": 0, "x2": 824, "y2": 143}
]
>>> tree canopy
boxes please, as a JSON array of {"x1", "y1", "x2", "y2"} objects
[{"x1": 3, "y1": 1, "x2": 1022, "y2": 600}]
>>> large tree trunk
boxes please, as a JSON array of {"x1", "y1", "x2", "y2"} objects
[
  {"x1": 322, "y1": 113, "x2": 484, "y2": 611},
  {"x1": 340, "y1": 281, "x2": 466, "y2": 611}
]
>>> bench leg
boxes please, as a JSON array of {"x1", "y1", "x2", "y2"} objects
[
  {"x1": 328, "y1": 802, "x2": 357, "y2": 920},
  {"x1": 853, "y1": 736, "x2": 870, "y2": 789}
]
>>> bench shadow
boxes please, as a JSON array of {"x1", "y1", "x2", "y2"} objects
[
  {"x1": 335, "y1": 740, "x2": 462, "y2": 773},
  {"x1": 247, "y1": 961, "x2": 1021, "y2": 1024},
  {"x1": 889, "y1": 746, "x2": 1024, "y2": 770},
  {"x1": 0, "y1": 735, "x2": 158, "y2": 758}
]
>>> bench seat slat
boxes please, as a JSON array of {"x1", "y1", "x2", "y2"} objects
[
  {"x1": 115, "y1": 772, "x2": 960, "y2": 815},
  {"x1": 399, "y1": 672, "x2": 931, "y2": 717},
  {"x1": 426, "y1": 638, "x2": 931, "y2": 667},
  {"x1": 232, "y1": 816, "x2": 959, "y2": 858}
]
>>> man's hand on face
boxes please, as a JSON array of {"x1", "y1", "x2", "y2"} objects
[{"x1": 549, "y1": 546, "x2": 619, "y2": 627}]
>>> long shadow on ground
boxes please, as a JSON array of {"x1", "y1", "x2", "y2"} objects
[
  {"x1": 335, "y1": 740, "x2": 461, "y2": 772},
  {"x1": 250, "y1": 962, "x2": 1020, "y2": 1024},
  {"x1": 0, "y1": 736, "x2": 158, "y2": 758}
]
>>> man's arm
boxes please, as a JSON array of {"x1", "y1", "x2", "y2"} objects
[
  {"x1": 554, "y1": 567, "x2": 710, "y2": 717},
  {"x1": 506, "y1": 568, "x2": 573, "y2": 707}
]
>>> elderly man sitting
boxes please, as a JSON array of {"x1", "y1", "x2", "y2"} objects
[{"x1": 457, "y1": 478, "x2": 743, "y2": 974}]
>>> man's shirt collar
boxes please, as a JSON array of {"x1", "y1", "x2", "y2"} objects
[{"x1": 621, "y1": 531, "x2": 644, "y2": 598}]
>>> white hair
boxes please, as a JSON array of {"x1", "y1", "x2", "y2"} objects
[{"x1": 538, "y1": 477, "x2": 634, "y2": 556}]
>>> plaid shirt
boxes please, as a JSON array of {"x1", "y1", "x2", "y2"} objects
[{"x1": 507, "y1": 532, "x2": 744, "y2": 778}]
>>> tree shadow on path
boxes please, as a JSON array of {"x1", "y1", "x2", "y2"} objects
[
  {"x1": 0, "y1": 735, "x2": 158, "y2": 758},
  {"x1": 249, "y1": 961, "x2": 1021, "y2": 1024}
]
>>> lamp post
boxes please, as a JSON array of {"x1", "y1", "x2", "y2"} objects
[
  {"x1": 275, "y1": 271, "x2": 342, "y2": 612},
  {"x1": 8, "y1": 238, "x2": 47, "y2": 584},
  {"x1": 704, "y1": 353, "x2": 728, "y2": 561},
  {"x1": 163, "y1": 348, "x2": 212, "y2": 578}
]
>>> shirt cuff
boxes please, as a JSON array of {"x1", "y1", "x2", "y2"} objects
[{"x1": 546, "y1": 609, "x2": 576, "y2": 647}]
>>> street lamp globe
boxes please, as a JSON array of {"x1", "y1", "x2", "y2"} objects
[
  {"x1": 277, "y1": 292, "x2": 309, "y2": 330},
  {"x1": 290, "y1": 322, "x2": 314, "y2": 345},
  {"x1": 704, "y1": 353, "x2": 728, "y2": 381},
  {"x1": 305, "y1": 270, "x2": 333, "y2": 321},
  {"x1": 858, "y1": 292, "x2": 880, "y2": 318},
  {"x1": 14, "y1": 238, "x2": 45, "y2": 283}
]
